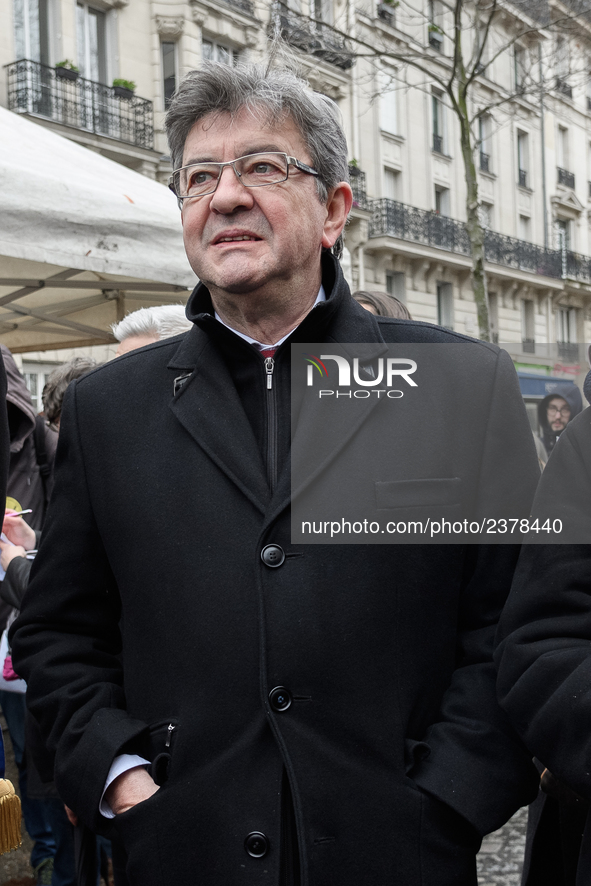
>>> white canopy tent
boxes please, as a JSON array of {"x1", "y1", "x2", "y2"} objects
[{"x1": 0, "y1": 106, "x2": 197, "y2": 352}]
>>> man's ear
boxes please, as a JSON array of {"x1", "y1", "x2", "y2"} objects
[{"x1": 321, "y1": 182, "x2": 353, "y2": 250}]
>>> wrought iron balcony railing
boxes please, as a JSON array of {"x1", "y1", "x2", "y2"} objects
[
  {"x1": 271, "y1": 3, "x2": 354, "y2": 70},
  {"x1": 555, "y1": 77, "x2": 573, "y2": 99},
  {"x1": 226, "y1": 0, "x2": 255, "y2": 12},
  {"x1": 518, "y1": 168, "x2": 528, "y2": 188},
  {"x1": 432, "y1": 133, "x2": 444, "y2": 154},
  {"x1": 558, "y1": 167, "x2": 575, "y2": 189},
  {"x1": 368, "y1": 198, "x2": 568, "y2": 280},
  {"x1": 6, "y1": 58, "x2": 153, "y2": 149},
  {"x1": 479, "y1": 151, "x2": 490, "y2": 172},
  {"x1": 522, "y1": 338, "x2": 535, "y2": 353},
  {"x1": 348, "y1": 166, "x2": 369, "y2": 210}
]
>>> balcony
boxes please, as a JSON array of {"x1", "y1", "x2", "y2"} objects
[
  {"x1": 557, "y1": 341, "x2": 580, "y2": 362},
  {"x1": 518, "y1": 168, "x2": 528, "y2": 188},
  {"x1": 6, "y1": 59, "x2": 153, "y2": 149},
  {"x1": 368, "y1": 198, "x2": 565, "y2": 279},
  {"x1": 227, "y1": 0, "x2": 255, "y2": 12},
  {"x1": 348, "y1": 166, "x2": 369, "y2": 210},
  {"x1": 479, "y1": 151, "x2": 490, "y2": 173},
  {"x1": 432, "y1": 133, "x2": 444, "y2": 154},
  {"x1": 557, "y1": 167, "x2": 575, "y2": 189},
  {"x1": 555, "y1": 77, "x2": 573, "y2": 99},
  {"x1": 271, "y1": 4, "x2": 355, "y2": 70},
  {"x1": 522, "y1": 338, "x2": 536, "y2": 353}
]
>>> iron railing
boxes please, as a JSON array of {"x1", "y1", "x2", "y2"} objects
[
  {"x1": 522, "y1": 338, "x2": 535, "y2": 353},
  {"x1": 555, "y1": 77, "x2": 573, "y2": 99},
  {"x1": 368, "y1": 198, "x2": 567, "y2": 280},
  {"x1": 433, "y1": 133, "x2": 444, "y2": 153},
  {"x1": 558, "y1": 167, "x2": 575, "y2": 189},
  {"x1": 271, "y1": 3, "x2": 354, "y2": 69},
  {"x1": 6, "y1": 58, "x2": 153, "y2": 149},
  {"x1": 226, "y1": 0, "x2": 255, "y2": 12},
  {"x1": 564, "y1": 250, "x2": 591, "y2": 281},
  {"x1": 518, "y1": 168, "x2": 528, "y2": 188},
  {"x1": 348, "y1": 167, "x2": 368, "y2": 210},
  {"x1": 480, "y1": 151, "x2": 490, "y2": 172},
  {"x1": 557, "y1": 341, "x2": 580, "y2": 362}
]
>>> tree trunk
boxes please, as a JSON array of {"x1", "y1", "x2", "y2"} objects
[{"x1": 457, "y1": 89, "x2": 490, "y2": 341}]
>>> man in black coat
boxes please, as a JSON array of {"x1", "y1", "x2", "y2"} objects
[
  {"x1": 496, "y1": 394, "x2": 591, "y2": 885},
  {"x1": 11, "y1": 62, "x2": 540, "y2": 886}
]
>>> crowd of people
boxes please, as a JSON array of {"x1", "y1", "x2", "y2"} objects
[{"x1": 0, "y1": 60, "x2": 590, "y2": 886}]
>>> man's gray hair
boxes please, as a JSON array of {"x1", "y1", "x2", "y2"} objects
[
  {"x1": 42, "y1": 356, "x2": 97, "y2": 425},
  {"x1": 165, "y1": 62, "x2": 349, "y2": 257},
  {"x1": 112, "y1": 305, "x2": 192, "y2": 343}
]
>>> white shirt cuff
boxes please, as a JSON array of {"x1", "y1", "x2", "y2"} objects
[{"x1": 99, "y1": 754, "x2": 151, "y2": 818}]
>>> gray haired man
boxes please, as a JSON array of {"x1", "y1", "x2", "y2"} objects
[{"x1": 11, "y1": 62, "x2": 539, "y2": 886}]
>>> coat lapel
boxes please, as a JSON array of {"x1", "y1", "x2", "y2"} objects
[
  {"x1": 168, "y1": 326, "x2": 270, "y2": 515},
  {"x1": 264, "y1": 300, "x2": 391, "y2": 526}
]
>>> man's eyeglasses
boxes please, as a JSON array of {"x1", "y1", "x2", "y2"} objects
[
  {"x1": 169, "y1": 152, "x2": 319, "y2": 205},
  {"x1": 547, "y1": 405, "x2": 571, "y2": 417}
]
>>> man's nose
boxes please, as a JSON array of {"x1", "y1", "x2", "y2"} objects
[{"x1": 210, "y1": 164, "x2": 254, "y2": 213}]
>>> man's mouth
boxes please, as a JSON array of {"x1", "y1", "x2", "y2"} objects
[{"x1": 213, "y1": 233, "x2": 262, "y2": 244}]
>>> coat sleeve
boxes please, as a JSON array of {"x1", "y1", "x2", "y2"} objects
[
  {"x1": 496, "y1": 409, "x2": 591, "y2": 800},
  {"x1": 9, "y1": 383, "x2": 151, "y2": 831},
  {"x1": 410, "y1": 349, "x2": 541, "y2": 835}
]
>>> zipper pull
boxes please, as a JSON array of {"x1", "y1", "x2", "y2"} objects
[
  {"x1": 165, "y1": 723, "x2": 176, "y2": 748},
  {"x1": 265, "y1": 357, "x2": 274, "y2": 390}
]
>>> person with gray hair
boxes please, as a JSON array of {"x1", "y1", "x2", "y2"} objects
[
  {"x1": 111, "y1": 305, "x2": 192, "y2": 357},
  {"x1": 12, "y1": 60, "x2": 538, "y2": 886}
]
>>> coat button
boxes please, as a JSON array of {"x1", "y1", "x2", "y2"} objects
[
  {"x1": 269, "y1": 686, "x2": 292, "y2": 712},
  {"x1": 261, "y1": 544, "x2": 285, "y2": 568},
  {"x1": 245, "y1": 832, "x2": 269, "y2": 858}
]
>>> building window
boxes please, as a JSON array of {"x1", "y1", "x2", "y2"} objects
[
  {"x1": 555, "y1": 218, "x2": 572, "y2": 251},
  {"x1": 202, "y1": 39, "x2": 240, "y2": 66},
  {"x1": 383, "y1": 167, "x2": 400, "y2": 200},
  {"x1": 488, "y1": 291, "x2": 499, "y2": 343},
  {"x1": 76, "y1": 2, "x2": 107, "y2": 83},
  {"x1": 313, "y1": 0, "x2": 333, "y2": 24},
  {"x1": 521, "y1": 299, "x2": 535, "y2": 352},
  {"x1": 556, "y1": 307, "x2": 579, "y2": 361},
  {"x1": 437, "y1": 282, "x2": 453, "y2": 328},
  {"x1": 478, "y1": 115, "x2": 491, "y2": 171},
  {"x1": 557, "y1": 126, "x2": 569, "y2": 171},
  {"x1": 161, "y1": 42, "x2": 176, "y2": 109},
  {"x1": 517, "y1": 130, "x2": 528, "y2": 187},
  {"x1": 379, "y1": 69, "x2": 398, "y2": 135},
  {"x1": 514, "y1": 46, "x2": 526, "y2": 92},
  {"x1": 432, "y1": 91, "x2": 445, "y2": 153},
  {"x1": 519, "y1": 215, "x2": 530, "y2": 241},
  {"x1": 428, "y1": 0, "x2": 443, "y2": 51},
  {"x1": 14, "y1": 0, "x2": 50, "y2": 63},
  {"x1": 22, "y1": 365, "x2": 54, "y2": 413},
  {"x1": 386, "y1": 271, "x2": 405, "y2": 301},
  {"x1": 434, "y1": 185, "x2": 450, "y2": 216}
]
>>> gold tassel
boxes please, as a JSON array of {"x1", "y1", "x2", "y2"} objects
[{"x1": 0, "y1": 777, "x2": 21, "y2": 854}]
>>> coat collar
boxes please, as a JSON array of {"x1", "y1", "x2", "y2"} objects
[{"x1": 167, "y1": 254, "x2": 390, "y2": 518}]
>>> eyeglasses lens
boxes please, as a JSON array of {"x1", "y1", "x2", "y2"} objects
[{"x1": 176, "y1": 153, "x2": 289, "y2": 198}]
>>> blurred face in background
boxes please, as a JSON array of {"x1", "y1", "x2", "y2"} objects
[{"x1": 546, "y1": 396, "x2": 571, "y2": 433}]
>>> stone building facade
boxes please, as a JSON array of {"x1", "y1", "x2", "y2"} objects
[{"x1": 1, "y1": 0, "x2": 591, "y2": 388}]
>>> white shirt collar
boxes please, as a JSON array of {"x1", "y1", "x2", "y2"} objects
[{"x1": 214, "y1": 286, "x2": 326, "y2": 350}]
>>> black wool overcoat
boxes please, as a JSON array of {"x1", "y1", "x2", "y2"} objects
[
  {"x1": 12, "y1": 258, "x2": 540, "y2": 886},
  {"x1": 497, "y1": 406, "x2": 591, "y2": 886}
]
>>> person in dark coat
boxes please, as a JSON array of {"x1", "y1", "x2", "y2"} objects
[
  {"x1": 496, "y1": 378, "x2": 591, "y2": 886},
  {"x1": 11, "y1": 62, "x2": 539, "y2": 886},
  {"x1": 537, "y1": 385, "x2": 582, "y2": 462}
]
